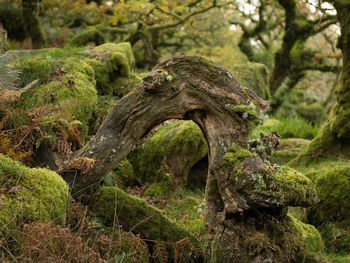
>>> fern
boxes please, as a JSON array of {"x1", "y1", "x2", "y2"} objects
[{"x1": 0, "y1": 54, "x2": 20, "y2": 90}]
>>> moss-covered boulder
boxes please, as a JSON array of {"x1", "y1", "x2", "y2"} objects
[
  {"x1": 16, "y1": 55, "x2": 98, "y2": 132},
  {"x1": 272, "y1": 138, "x2": 310, "y2": 165},
  {"x1": 90, "y1": 186, "x2": 198, "y2": 246},
  {"x1": 0, "y1": 154, "x2": 69, "y2": 238},
  {"x1": 129, "y1": 120, "x2": 208, "y2": 187},
  {"x1": 90, "y1": 42, "x2": 141, "y2": 96},
  {"x1": 306, "y1": 166, "x2": 350, "y2": 225},
  {"x1": 68, "y1": 27, "x2": 105, "y2": 47},
  {"x1": 230, "y1": 62, "x2": 270, "y2": 100},
  {"x1": 304, "y1": 166, "x2": 350, "y2": 253}
]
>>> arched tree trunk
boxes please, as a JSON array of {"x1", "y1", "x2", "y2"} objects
[{"x1": 63, "y1": 55, "x2": 318, "y2": 262}]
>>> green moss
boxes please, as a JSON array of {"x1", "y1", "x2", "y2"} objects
[
  {"x1": 114, "y1": 159, "x2": 135, "y2": 187},
  {"x1": 90, "y1": 186, "x2": 198, "y2": 246},
  {"x1": 306, "y1": 166, "x2": 350, "y2": 225},
  {"x1": 272, "y1": 138, "x2": 310, "y2": 165},
  {"x1": 230, "y1": 62, "x2": 270, "y2": 100},
  {"x1": 68, "y1": 27, "x2": 105, "y2": 47},
  {"x1": 89, "y1": 95, "x2": 118, "y2": 135},
  {"x1": 222, "y1": 143, "x2": 317, "y2": 208},
  {"x1": 290, "y1": 215, "x2": 324, "y2": 254},
  {"x1": 129, "y1": 120, "x2": 208, "y2": 185},
  {"x1": 92, "y1": 42, "x2": 135, "y2": 77},
  {"x1": 0, "y1": 154, "x2": 69, "y2": 238},
  {"x1": 18, "y1": 57, "x2": 98, "y2": 132},
  {"x1": 144, "y1": 180, "x2": 172, "y2": 199},
  {"x1": 89, "y1": 42, "x2": 139, "y2": 96}
]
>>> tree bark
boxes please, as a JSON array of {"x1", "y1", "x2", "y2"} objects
[
  {"x1": 63, "y1": 55, "x2": 317, "y2": 262},
  {"x1": 0, "y1": 23, "x2": 6, "y2": 54},
  {"x1": 22, "y1": 0, "x2": 46, "y2": 49}
]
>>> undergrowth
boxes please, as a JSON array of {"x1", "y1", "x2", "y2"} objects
[{"x1": 251, "y1": 113, "x2": 319, "y2": 140}]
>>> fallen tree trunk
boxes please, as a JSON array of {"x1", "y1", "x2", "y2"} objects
[{"x1": 63, "y1": 55, "x2": 318, "y2": 262}]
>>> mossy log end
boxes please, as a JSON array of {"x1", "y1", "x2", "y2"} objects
[{"x1": 63, "y1": 55, "x2": 317, "y2": 262}]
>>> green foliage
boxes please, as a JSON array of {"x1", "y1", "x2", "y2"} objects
[
  {"x1": 90, "y1": 186, "x2": 199, "y2": 247},
  {"x1": 252, "y1": 115, "x2": 319, "y2": 140},
  {"x1": 0, "y1": 53, "x2": 19, "y2": 90},
  {"x1": 0, "y1": 154, "x2": 69, "y2": 238}
]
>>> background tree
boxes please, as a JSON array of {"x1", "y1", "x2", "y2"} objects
[
  {"x1": 294, "y1": 0, "x2": 350, "y2": 162},
  {"x1": 230, "y1": 0, "x2": 340, "y2": 110}
]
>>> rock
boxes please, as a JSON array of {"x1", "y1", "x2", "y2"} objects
[{"x1": 0, "y1": 154, "x2": 69, "y2": 239}]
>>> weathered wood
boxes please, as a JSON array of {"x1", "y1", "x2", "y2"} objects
[
  {"x1": 0, "y1": 24, "x2": 7, "y2": 54},
  {"x1": 64, "y1": 55, "x2": 317, "y2": 262}
]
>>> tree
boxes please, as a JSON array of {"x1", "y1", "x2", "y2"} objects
[
  {"x1": 61, "y1": 55, "x2": 317, "y2": 262},
  {"x1": 294, "y1": 0, "x2": 350, "y2": 163},
  {"x1": 107, "y1": 0, "x2": 231, "y2": 67},
  {"x1": 230, "y1": 0, "x2": 340, "y2": 109}
]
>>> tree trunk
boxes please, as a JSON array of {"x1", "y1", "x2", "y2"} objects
[
  {"x1": 294, "y1": 2, "x2": 350, "y2": 163},
  {"x1": 22, "y1": 0, "x2": 46, "y2": 49},
  {"x1": 63, "y1": 55, "x2": 317, "y2": 262},
  {"x1": 0, "y1": 23, "x2": 6, "y2": 54}
]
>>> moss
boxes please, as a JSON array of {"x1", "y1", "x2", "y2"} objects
[
  {"x1": 0, "y1": 154, "x2": 69, "y2": 238},
  {"x1": 88, "y1": 95, "x2": 118, "y2": 135},
  {"x1": 144, "y1": 180, "x2": 173, "y2": 199},
  {"x1": 208, "y1": 214, "x2": 306, "y2": 263},
  {"x1": 91, "y1": 42, "x2": 135, "y2": 77},
  {"x1": 222, "y1": 143, "x2": 317, "y2": 208},
  {"x1": 89, "y1": 42, "x2": 139, "y2": 96},
  {"x1": 290, "y1": 215, "x2": 324, "y2": 254},
  {"x1": 90, "y1": 186, "x2": 198, "y2": 246},
  {"x1": 68, "y1": 27, "x2": 105, "y2": 47},
  {"x1": 319, "y1": 222, "x2": 350, "y2": 253},
  {"x1": 230, "y1": 62, "x2": 270, "y2": 100},
  {"x1": 272, "y1": 138, "x2": 310, "y2": 165},
  {"x1": 129, "y1": 120, "x2": 208, "y2": 185},
  {"x1": 114, "y1": 159, "x2": 135, "y2": 187},
  {"x1": 18, "y1": 57, "x2": 98, "y2": 133},
  {"x1": 111, "y1": 73, "x2": 142, "y2": 97},
  {"x1": 306, "y1": 166, "x2": 350, "y2": 226}
]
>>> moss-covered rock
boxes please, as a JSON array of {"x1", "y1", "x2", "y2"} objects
[
  {"x1": 230, "y1": 62, "x2": 270, "y2": 100},
  {"x1": 90, "y1": 186, "x2": 198, "y2": 247},
  {"x1": 129, "y1": 120, "x2": 208, "y2": 186},
  {"x1": 306, "y1": 166, "x2": 350, "y2": 225},
  {"x1": 144, "y1": 180, "x2": 172, "y2": 199},
  {"x1": 68, "y1": 27, "x2": 105, "y2": 47},
  {"x1": 17, "y1": 56, "x2": 98, "y2": 133},
  {"x1": 89, "y1": 42, "x2": 141, "y2": 96},
  {"x1": 272, "y1": 138, "x2": 310, "y2": 165},
  {"x1": 0, "y1": 154, "x2": 69, "y2": 238},
  {"x1": 221, "y1": 143, "x2": 318, "y2": 209}
]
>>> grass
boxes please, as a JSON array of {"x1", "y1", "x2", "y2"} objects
[{"x1": 251, "y1": 113, "x2": 319, "y2": 140}]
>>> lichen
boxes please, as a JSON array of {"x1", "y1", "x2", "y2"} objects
[{"x1": 0, "y1": 154, "x2": 69, "y2": 238}]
